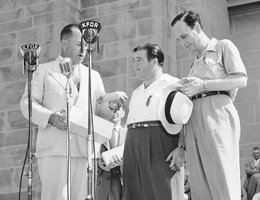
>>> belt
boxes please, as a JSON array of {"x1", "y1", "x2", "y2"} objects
[
  {"x1": 191, "y1": 91, "x2": 229, "y2": 100},
  {"x1": 127, "y1": 121, "x2": 162, "y2": 129}
]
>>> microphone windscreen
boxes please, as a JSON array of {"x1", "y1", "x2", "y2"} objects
[
  {"x1": 59, "y1": 57, "x2": 74, "y2": 77},
  {"x1": 24, "y1": 51, "x2": 37, "y2": 65},
  {"x1": 83, "y1": 28, "x2": 98, "y2": 43}
]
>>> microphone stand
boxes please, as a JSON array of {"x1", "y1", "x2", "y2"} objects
[
  {"x1": 24, "y1": 57, "x2": 38, "y2": 200},
  {"x1": 65, "y1": 75, "x2": 72, "y2": 200},
  {"x1": 85, "y1": 43, "x2": 96, "y2": 200}
]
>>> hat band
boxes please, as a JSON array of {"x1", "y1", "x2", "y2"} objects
[{"x1": 165, "y1": 90, "x2": 177, "y2": 124}]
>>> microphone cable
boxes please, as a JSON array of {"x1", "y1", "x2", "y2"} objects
[{"x1": 18, "y1": 136, "x2": 30, "y2": 200}]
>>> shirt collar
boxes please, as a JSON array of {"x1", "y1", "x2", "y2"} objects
[{"x1": 205, "y1": 38, "x2": 218, "y2": 52}]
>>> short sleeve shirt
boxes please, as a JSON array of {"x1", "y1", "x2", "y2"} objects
[{"x1": 188, "y1": 38, "x2": 247, "y2": 100}]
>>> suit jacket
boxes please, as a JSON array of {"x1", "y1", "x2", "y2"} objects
[
  {"x1": 20, "y1": 56, "x2": 106, "y2": 158},
  {"x1": 243, "y1": 159, "x2": 260, "y2": 190},
  {"x1": 96, "y1": 127, "x2": 126, "y2": 200}
]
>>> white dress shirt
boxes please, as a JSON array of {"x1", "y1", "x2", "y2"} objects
[{"x1": 126, "y1": 74, "x2": 179, "y2": 125}]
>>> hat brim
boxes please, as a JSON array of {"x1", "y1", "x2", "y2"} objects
[
  {"x1": 158, "y1": 86, "x2": 182, "y2": 135},
  {"x1": 158, "y1": 84, "x2": 192, "y2": 135}
]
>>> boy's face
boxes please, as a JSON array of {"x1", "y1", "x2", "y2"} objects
[{"x1": 110, "y1": 107, "x2": 125, "y2": 124}]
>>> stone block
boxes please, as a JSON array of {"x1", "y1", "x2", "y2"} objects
[
  {"x1": 26, "y1": 0, "x2": 64, "y2": 16},
  {"x1": 0, "y1": 81, "x2": 26, "y2": 111},
  {"x1": 0, "y1": 168, "x2": 14, "y2": 193},
  {"x1": 127, "y1": 55, "x2": 136, "y2": 77},
  {"x1": 81, "y1": 0, "x2": 120, "y2": 8},
  {"x1": 104, "y1": 41, "x2": 133, "y2": 59},
  {"x1": 0, "y1": 129, "x2": 29, "y2": 147},
  {"x1": 235, "y1": 81, "x2": 259, "y2": 103},
  {"x1": 0, "y1": 112, "x2": 6, "y2": 132},
  {"x1": 99, "y1": 26, "x2": 120, "y2": 44},
  {"x1": 255, "y1": 101, "x2": 260, "y2": 123},
  {"x1": 240, "y1": 123, "x2": 260, "y2": 145},
  {"x1": 33, "y1": 10, "x2": 66, "y2": 26},
  {"x1": 102, "y1": 75, "x2": 127, "y2": 93},
  {"x1": 236, "y1": 102, "x2": 255, "y2": 125},
  {"x1": 0, "y1": 0, "x2": 40, "y2": 13},
  {"x1": 0, "y1": 145, "x2": 27, "y2": 168},
  {"x1": 90, "y1": 12, "x2": 122, "y2": 27},
  {"x1": 137, "y1": 17, "x2": 163, "y2": 36},
  {"x1": 0, "y1": 47, "x2": 15, "y2": 66},
  {"x1": 40, "y1": 41, "x2": 60, "y2": 59},
  {"x1": 0, "y1": 33, "x2": 16, "y2": 48},
  {"x1": 17, "y1": 27, "x2": 44, "y2": 46},
  {"x1": 247, "y1": 65, "x2": 260, "y2": 82},
  {"x1": 0, "y1": 8, "x2": 25, "y2": 24},
  {"x1": 127, "y1": 76, "x2": 142, "y2": 97},
  {"x1": 93, "y1": 57, "x2": 127, "y2": 78},
  {"x1": 233, "y1": 12, "x2": 260, "y2": 34},
  {"x1": 98, "y1": 0, "x2": 139, "y2": 16},
  {"x1": 0, "y1": 17, "x2": 33, "y2": 35},
  {"x1": 1, "y1": 63, "x2": 25, "y2": 84},
  {"x1": 243, "y1": 50, "x2": 260, "y2": 68},
  {"x1": 124, "y1": 3, "x2": 163, "y2": 22},
  {"x1": 7, "y1": 110, "x2": 30, "y2": 131},
  {"x1": 79, "y1": 7, "x2": 98, "y2": 20},
  {"x1": 13, "y1": 165, "x2": 41, "y2": 191},
  {"x1": 232, "y1": 31, "x2": 260, "y2": 52},
  {"x1": 43, "y1": 22, "x2": 65, "y2": 42}
]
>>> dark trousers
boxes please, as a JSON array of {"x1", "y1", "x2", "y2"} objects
[{"x1": 123, "y1": 125, "x2": 179, "y2": 200}]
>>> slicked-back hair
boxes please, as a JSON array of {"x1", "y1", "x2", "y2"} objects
[
  {"x1": 133, "y1": 43, "x2": 164, "y2": 67},
  {"x1": 171, "y1": 10, "x2": 203, "y2": 29},
  {"x1": 60, "y1": 24, "x2": 80, "y2": 41},
  {"x1": 252, "y1": 146, "x2": 260, "y2": 151}
]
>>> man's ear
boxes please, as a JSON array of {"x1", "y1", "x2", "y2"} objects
[
  {"x1": 194, "y1": 22, "x2": 201, "y2": 34},
  {"x1": 60, "y1": 39, "x2": 68, "y2": 52}
]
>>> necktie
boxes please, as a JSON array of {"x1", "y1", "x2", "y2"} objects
[
  {"x1": 110, "y1": 125, "x2": 120, "y2": 148},
  {"x1": 72, "y1": 66, "x2": 80, "y2": 91}
]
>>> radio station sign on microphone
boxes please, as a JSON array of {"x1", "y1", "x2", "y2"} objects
[
  {"x1": 20, "y1": 43, "x2": 41, "y2": 72},
  {"x1": 79, "y1": 21, "x2": 101, "y2": 44}
]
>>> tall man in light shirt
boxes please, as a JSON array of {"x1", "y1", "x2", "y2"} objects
[{"x1": 123, "y1": 43, "x2": 185, "y2": 200}]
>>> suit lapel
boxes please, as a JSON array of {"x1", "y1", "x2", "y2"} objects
[
  {"x1": 74, "y1": 64, "x2": 88, "y2": 110},
  {"x1": 49, "y1": 58, "x2": 78, "y2": 101}
]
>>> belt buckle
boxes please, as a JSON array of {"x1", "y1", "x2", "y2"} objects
[
  {"x1": 132, "y1": 124, "x2": 137, "y2": 128},
  {"x1": 201, "y1": 93, "x2": 206, "y2": 98},
  {"x1": 143, "y1": 124, "x2": 148, "y2": 127}
]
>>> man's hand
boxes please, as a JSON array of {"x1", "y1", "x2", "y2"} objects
[
  {"x1": 98, "y1": 155, "x2": 122, "y2": 172},
  {"x1": 100, "y1": 91, "x2": 128, "y2": 106},
  {"x1": 178, "y1": 77, "x2": 204, "y2": 97},
  {"x1": 48, "y1": 109, "x2": 67, "y2": 131},
  {"x1": 166, "y1": 147, "x2": 185, "y2": 171}
]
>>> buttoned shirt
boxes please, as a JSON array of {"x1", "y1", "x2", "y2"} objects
[{"x1": 126, "y1": 74, "x2": 179, "y2": 125}]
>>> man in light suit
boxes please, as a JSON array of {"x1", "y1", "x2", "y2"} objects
[
  {"x1": 244, "y1": 146, "x2": 260, "y2": 200},
  {"x1": 20, "y1": 24, "x2": 127, "y2": 200}
]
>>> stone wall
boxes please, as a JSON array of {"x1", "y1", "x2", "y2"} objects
[
  {"x1": 0, "y1": 0, "x2": 80, "y2": 199},
  {"x1": 0, "y1": 0, "x2": 259, "y2": 199}
]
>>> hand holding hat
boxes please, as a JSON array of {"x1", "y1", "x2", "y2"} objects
[{"x1": 158, "y1": 85, "x2": 193, "y2": 135}]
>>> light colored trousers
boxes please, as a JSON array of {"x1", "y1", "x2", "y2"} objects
[
  {"x1": 38, "y1": 156, "x2": 88, "y2": 200},
  {"x1": 186, "y1": 96, "x2": 241, "y2": 200}
]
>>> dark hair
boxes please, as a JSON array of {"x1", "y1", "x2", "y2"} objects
[
  {"x1": 60, "y1": 24, "x2": 80, "y2": 41},
  {"x1": 133, "y1": 43, "x2": 164, "y2": 66},
  {"x1": 252, "y1": 146, "x2": 260, "y2": 151},
  {"x1": 171, "y1": 10, "x2": 203, "y2": 29}
]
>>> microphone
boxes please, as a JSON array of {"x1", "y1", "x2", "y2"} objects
[
  {"x1": 79, "y1": 21, "x2": 101, "y2": 52},
  {"x1": 20, "y1": 43, "x2": 41, "y2": 73},
  {"x1": 79, "y1": 21, "x2": 101, "y2": 43},
  {"x1": 59, "y1": 57, "x2": 74, "y2": 77}
]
